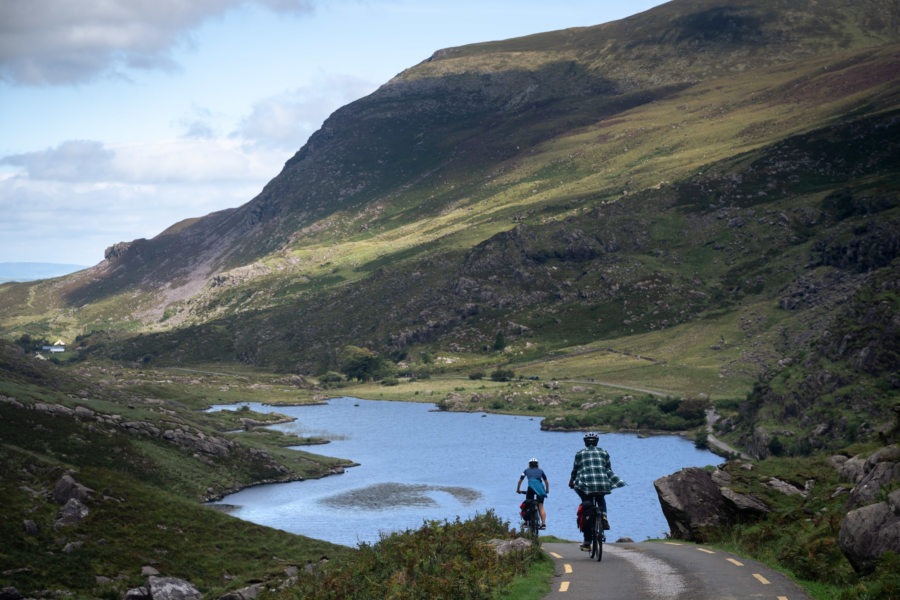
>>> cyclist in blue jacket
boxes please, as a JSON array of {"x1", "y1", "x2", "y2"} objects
[
  {"x1": 569, "y1": 432, "x2": 626, "y2": 549},
  {"x1": 517, "y1": 457, "x2": 549, "y2": 529}
]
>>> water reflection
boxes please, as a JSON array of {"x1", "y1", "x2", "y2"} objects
[{"x1": 210, "y1": 397, "x2": 719, "y2": 547}]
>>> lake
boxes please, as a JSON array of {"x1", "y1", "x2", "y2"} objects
[{"x1": 209, "y1": 397, "x2": 720, "y2": 547}]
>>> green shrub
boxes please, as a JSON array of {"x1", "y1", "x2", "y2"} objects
[
  {"x1": 339, "y1": 346, "x2": 394, "y2": 382},
  {"x1": 840, "y1": 551, "x2": 900, "y2": 600},
  {"x1": 491, "y1": 369, "x2": 515, "y2": 382},
  {"x1": 279, "y1": 512, "x2": 540, "y2": 600},
  {"x1": 694, "y1": 430, "x2": 709, "y2": 449},
  {"x1": 659, "y1": 397, "x2": 681, "y2": 414},
  {"x1": 493, "y1": 332, "x2": 507, "y2": 351},
  {"x1": 320, "y1": 371, "x2": 345, "y2": 383}
]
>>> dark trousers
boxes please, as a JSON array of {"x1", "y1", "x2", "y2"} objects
[{"x1": 576, "y1": 491, "x2": 607, "y2": 544}]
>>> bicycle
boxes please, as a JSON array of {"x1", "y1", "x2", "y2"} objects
[
  {"x1": 518, "y1": 490, "x2": 541, "y2": 537},
  {"x1": 580, "y1": 494, "x2": 608, "y2": 561}
]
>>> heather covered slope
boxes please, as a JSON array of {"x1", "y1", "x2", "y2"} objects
[{"x1": 0, "y1": 340, "x2": 353, "y2": 597}]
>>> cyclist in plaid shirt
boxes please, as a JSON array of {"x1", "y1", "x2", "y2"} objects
[{"x1": 568, "y1": 431, "x2": 626, "y2": 549}]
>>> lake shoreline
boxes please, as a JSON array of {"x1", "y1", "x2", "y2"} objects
[{"x1": 209, "y1": 397, "x2": 722, "y2": 546}]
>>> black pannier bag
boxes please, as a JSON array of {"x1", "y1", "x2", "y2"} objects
[{"x1": 578, "y1": 501, "x2": 596, "y2": 532}]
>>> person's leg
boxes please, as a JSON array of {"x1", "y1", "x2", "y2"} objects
[
  {"x1": 597, "y1": 493, "x2": 610, "y2": 529},
  {"x1": 538, "y1": 498, "x2": 546, "y2": 527}
]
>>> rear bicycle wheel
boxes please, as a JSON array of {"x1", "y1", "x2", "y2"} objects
[
  {"x1": 592, "y1": 514, "x2": 603, "y2": 561},
  {"x1": 528, "y1": 516, "x2": 539, "y2": 537}
]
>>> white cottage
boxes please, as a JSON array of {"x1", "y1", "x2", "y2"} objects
[{"x1": 47, "y1": 339, "x2": 66, "y2": 353}]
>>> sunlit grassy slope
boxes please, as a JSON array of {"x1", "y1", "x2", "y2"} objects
[{"x1": 0, "y1": 0, "x2": 898, "y2": 411}]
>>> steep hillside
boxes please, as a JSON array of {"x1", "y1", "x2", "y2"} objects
[
  {"x1": 0, "y1": 340, "x2": 353, "y2": 597},
  {"x1": 1, "y1": 0, "x2": 899, "y2": 448}
]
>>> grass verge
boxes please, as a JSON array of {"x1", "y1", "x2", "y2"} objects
[{"x1": 271, "y1": 512, "x2": 543, "y2": 600}]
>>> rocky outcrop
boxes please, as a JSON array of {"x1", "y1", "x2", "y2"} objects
[
  {"x1": 844, "y1": 446, "x2": 900, "y2": 510},
  {"x1": 217, "y1": 584, "x2": 262, "y2": 600},
  {"x1": 105, "y1": 241, "x2": 134, "y2": 261},
  {"x1": 3, "y1": 397, "x2": 301, "y2": 501},
  {"x1": 835, "y1": 445, "x2": 900, "y2": 573},
  {"x1": 839, "y1": 489, "x2": 900, "y2": 575},
  {"x1": 654, "y1": 465, "x2": 769, "y2": 542},
  {"x1": 655, "y1": 467, "x2": 732, "y2": 540},
  {"x1": 51, "y1": 473, "x2": 93, "y2": 529},
  {"x1": 161, "y1": 427, "x2": 233, "y2": 456},
  {"x1": 124, "y1": 576, "x2": 201, "y2": 600},
  {"x1": 53, "y1": 473, "x2": 94, "y2": 505},
  {"x1": 836, "y1": 454, "x2": 867, "y2": 483},
  {"x1": 764, "y1": 477, "x2": 809, "y2": 497},
  {"x1": 487, "y1": 537, "x2": 532, "y2": 556},
  {"x1": 720, "y1": 487, "x2": 770, "y2": 513},
  {"x1": 55, "y1": 497, "x2": 89, "y2": 529}
]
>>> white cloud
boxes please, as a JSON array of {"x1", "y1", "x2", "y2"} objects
[
  {"x1": 2, "y1": 140, "x2": 115, "y2": 182},
  {"x1": 0, "y1": 136, "x2": 287, "y2": 264},
  {"x1": 0, "y1": 169, "x2": 270, "y2": 265},
  {"x1": 238, "y1": 74, "x2": 375, "y2": 150},
  {"x1": 113, "y1": 138, "x2": 285, "y2": 183},
  {"x1": 2, "y1": 137, "x2": 285, "y2": 184},
  {"x1": 178, "y1": 106, "x2": 217, "y2": 139},
  {"x1": 0, "y1": 0, "x2": 315, "y2": 85}
]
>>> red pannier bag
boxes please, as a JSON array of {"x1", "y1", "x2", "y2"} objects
[{"x1": 579, "y1": 502, "x2": 596, "y2": 532}]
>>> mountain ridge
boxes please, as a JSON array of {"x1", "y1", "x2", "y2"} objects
[
  {"x1": 42, "y1": 0, "x2": 900, "y2": 305},
  {"x1": 1, "y1": 0, "x2": 898, "y2": 452}
]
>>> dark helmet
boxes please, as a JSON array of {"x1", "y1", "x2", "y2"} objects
[{"x1": 583, "y1": 432, "x2": 599, "y2": 446}]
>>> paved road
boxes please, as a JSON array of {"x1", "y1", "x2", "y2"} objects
[
  {"x1": 705, "y1": 408, "x2": 755, "y2": 460},
  {"x1": 542, "y1": 541, "x2": 811, "y2": 600}
]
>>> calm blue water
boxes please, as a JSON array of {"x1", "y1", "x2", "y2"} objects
[{"x1": 209, "y1": 397, "x2": 719, "y2": 547}]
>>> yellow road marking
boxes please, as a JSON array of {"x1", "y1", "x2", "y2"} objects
[
  {"x1": 697, "y1": 547, "x2": 716, "y2": 554},
  {"x1": 664, "y1": 542, "x2": 683, "y2": 546},
  {"x1": 726, "y1": 558, "x2": 744, "y2": 566},
  {"x1": 560, "y1": 581, "x2": 570, "y2": 592},
  {"x1": 777, "y1": 597, "x2": 789, "y2": 600},
  {"x1": 549, "y1": 552, "x2": 563, "y2": 559},
  {"x1": 753, "y1": 573, "x2": 771, "y2": 584},
  {"x1": 564, "y1": 563, "x2": 573, "y2": 574}
]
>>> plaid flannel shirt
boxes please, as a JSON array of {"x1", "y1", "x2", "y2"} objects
[{"x1": 570, "y1": 446, "x2": 626, "y2": 494}]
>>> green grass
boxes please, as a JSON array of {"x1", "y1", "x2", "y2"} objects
[
  {"x1": 500, "y1": 552, "x2": 555, "y2": 600},
  {"x1": 0, "y1": 343, "x2": 359, "y2": 599},
  {"x1": 270, "y1": 512, "x2": 542, "y2": 600},
  {"x1": 0, "y1": 445, "x2": 349, "y2": 600},
  {"x1": 695, "y1": 455, "x2": 900, "y2": 600}
]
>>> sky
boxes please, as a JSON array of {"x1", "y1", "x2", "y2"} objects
[{"x1": 0, "y1": 0, "x2": 668, "y2": 268}]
